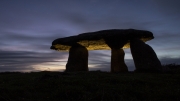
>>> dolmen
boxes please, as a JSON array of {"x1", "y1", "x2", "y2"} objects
[{"x1": 51, "y1": 29, "x2": 162, "y2": 72}]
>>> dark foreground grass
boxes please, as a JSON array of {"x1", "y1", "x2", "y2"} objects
[{"x1": 0, "y1": 71, "x2": 180, "y2": 101}]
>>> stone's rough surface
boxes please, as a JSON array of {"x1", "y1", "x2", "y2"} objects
[
  {"x1": 111, "y1": 49, "x2": 128, "y2": 72},
  {"x1": 51, "y1": 29, "x2": 154, "y2": 51},
  {"x1": 66, "y1": 44, "x2": 88, "y2": 72},
  {"x1": 130, "y1": 38, "x2": 162, "y2": 72}
]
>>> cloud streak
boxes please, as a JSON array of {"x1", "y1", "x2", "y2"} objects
[{"x1": 0, "y1": 50, "x2": 68, "y2": 72}]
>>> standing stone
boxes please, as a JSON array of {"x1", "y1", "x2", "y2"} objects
[
  {"x1": 66, "y1": 44, "x2": 88, "y2": 72},
  {"x1": 104, "y1": 37, "x2": 128, "y2": 73},
  {"x1": 130, "y1": 38, "x2": 162, "y2": 72},
  {"x1": 111, "y1": 48, "x2": 128, "y2": 72}
]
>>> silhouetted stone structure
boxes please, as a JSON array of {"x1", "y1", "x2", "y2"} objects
[
  {"x1": 111, "y1": 49, "x2": 128, "y2": 72},
  {"x1": 130, "y1": 38, "x2": 162, "y2": 72},
  {"x1": 51, "y1": 29, "x2": 161, "y2": 72},
  {"x1": 66, "y1": 44, "x2": 88, "y2": 72}
]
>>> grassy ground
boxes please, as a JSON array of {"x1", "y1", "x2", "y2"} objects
[{"x1": 0, "y1": 71, "x2": 180, "y2": 101}]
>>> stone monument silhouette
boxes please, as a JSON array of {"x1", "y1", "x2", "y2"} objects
[{"x1": 51, "y1": 29, "x2": 162, "y2": 72}]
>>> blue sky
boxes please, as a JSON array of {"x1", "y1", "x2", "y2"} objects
[{"x1": 0, "y1": 0, "x2": 180, "y2": 72}]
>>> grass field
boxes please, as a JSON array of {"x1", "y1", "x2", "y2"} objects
[{"x1": 0, "y1": 71, "x2": 180, "y2": 101}]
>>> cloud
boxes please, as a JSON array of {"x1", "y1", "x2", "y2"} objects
[
  {"x1": 152, "y1": 0, "x2": 180, "y2": 16},
  {"x1": 160, "y1": 57, "x2": 180, "y2": 65},
  {"x1": 0, "y1": 50, "x2": 68, "y2": 72},
  {"x1": 0, "y1": 28, "x2": 69, "y2": 53}
]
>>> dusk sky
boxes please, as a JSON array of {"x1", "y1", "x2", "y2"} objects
[{"x1": 0, "y1": 0, "x2": 180, "y2": 72}]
